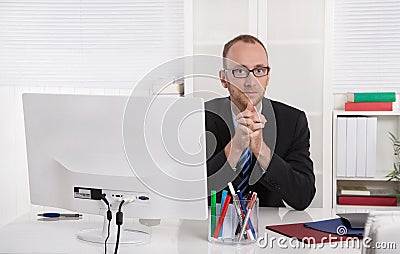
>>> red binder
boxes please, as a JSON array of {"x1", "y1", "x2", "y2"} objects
[
  {"x1": 337, "y1": 195, "x2": 397, "y2": 206},
  {"x1": 266, "y1": 222, "x2": 360, "y2": 244},
  {"x1": 345, "y1": 102, "x2": 392, "y2": 111}
]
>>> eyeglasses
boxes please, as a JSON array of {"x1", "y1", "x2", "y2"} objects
[{"x1": 224, "y1": 66, "x2": 270, "y2": 78}]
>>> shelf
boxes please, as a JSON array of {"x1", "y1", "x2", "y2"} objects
[
  {"x1": 336, "y1": 177, "x2": 390, "y2": 181},
  {"x1": 336, "y1": 170, "x2": 394, "y2": 181},
  {"x1": 333, "y1": 110, "x2": 400, "y2": 116},
  {"x1": 332, "y1": 109, "x2": 400, "y2": 208},
  {"x1": 336, "y1": 205, "x2": 400, "y2": 210}
]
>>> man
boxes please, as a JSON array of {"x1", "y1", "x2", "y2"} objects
[{"x1": 206, "y1": 34, "x2": 315, "y2": 210}]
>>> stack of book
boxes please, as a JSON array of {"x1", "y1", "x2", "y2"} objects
[
  {"x1": 337, "y1": 186, "x2": 397, "y2": 206},
  {"x1": 336, "y1": 116, "x2": 376, "y2": 177},
  {"x1": 345, "y1": 92, "x2": 396, "y2": 111}
]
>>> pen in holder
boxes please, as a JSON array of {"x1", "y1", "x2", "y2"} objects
[{"x1": 208, "y1": 197, "x2": 259, "y2": 245}]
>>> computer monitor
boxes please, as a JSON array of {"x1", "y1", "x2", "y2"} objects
[{"x1": 22, "y1": 93, "x2": 208, "y2": 244}]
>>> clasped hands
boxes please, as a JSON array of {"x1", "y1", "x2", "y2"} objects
[
  {"x1": 226, "y1": 103, "x2": 271, "y2": 170},
  {"x1": 233, "y1": 103, "x2": 266, "y2": 155}
]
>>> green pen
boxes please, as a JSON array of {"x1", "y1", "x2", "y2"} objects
[
  {"x1": 211, "y1": 190, "x2": 217, "y2": 236},
  {"x1": 219, "y1": 190, "x2": 228, "y2": 237}
]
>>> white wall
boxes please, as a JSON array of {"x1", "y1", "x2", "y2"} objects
[
  {"x1": 0, "y1": 0, "x2": 328, "y2": 225},
  {"x1": 266, "y1": 0, "x2": 325, "y2": 208}
]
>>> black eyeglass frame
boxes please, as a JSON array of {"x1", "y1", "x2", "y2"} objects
[{"x1": 224, "y1": 66, "x2": 271, "y2": 78}]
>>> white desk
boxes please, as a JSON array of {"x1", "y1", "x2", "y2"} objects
[{"x1": 0, "y1": 206, "x2": 362, "y2": 254}]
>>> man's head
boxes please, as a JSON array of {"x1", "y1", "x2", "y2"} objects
[{"x1": 220, "y1": 34, "x2": 270, "y2": 112}]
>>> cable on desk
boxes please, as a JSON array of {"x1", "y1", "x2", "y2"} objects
[
  {"x1": 114, "y1": 200, "x2": 125, "y2": 254},
  {"x1": 101, "y1": 194, "x2": 112, "y2": 254}
]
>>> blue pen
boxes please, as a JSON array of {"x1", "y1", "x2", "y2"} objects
[
  {"x1": 237, "y1": 191, "x2": 256, "y2": 238},
  {"x1": 219, "y1": 190, "x2": 228, "y2": 237},
  {"x1": 37, "y1": 213, "x2": 82, "y2": 218}
]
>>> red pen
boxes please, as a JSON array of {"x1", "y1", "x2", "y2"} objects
[
  {"x1": 213, "y1": 194, "x2": 231, "y2": 238},
  {"x1": 239, "y1": 192, "x2": 257, "y2": 241}
]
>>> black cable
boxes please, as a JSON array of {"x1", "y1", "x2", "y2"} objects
[
  {"x1": 105, "y1": 219, "x2": 111, "y2": 253},
  {"x1": 114, "y1": 200, "x2": 125, "y2": 254},
  {"x1": 101, "y1": 194, "x2": 112, "y2": 254}
]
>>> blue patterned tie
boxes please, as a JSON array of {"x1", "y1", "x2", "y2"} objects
[{"x1": 236, "y1": 148, "x2": 251, "y2": 195}]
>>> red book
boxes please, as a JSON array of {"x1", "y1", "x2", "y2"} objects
[
  {"x1": 337, "y1": 195, "x2": 397, "y2": 206},
  {"x1": 345, "y1": 102, "x2": 392, "y2": 111}
]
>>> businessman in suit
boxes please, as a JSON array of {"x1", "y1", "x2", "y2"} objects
[{"x1": 206, "y1": 35, "x2": 315, "y2": 210}]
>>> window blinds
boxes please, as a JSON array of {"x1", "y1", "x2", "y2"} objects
[
  {"x1": 0, "y1": 0, "x2": 184, "y2": 88},
  {"x1": 333, "y1": 0, "x2": 400, "y2": 93}
]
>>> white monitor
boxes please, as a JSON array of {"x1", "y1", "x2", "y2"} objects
[{"x1": 22, "y1": 93, "x2": 208, "y2": 244}]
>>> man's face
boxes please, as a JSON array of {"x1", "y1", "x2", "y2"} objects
[{"x1": 220, "y1": 41, "x2": 270, "y2": 112}]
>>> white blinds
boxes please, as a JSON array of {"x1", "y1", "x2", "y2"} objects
[
  {"x1": 0, "y1": 0, "x2": 184, "y2": 88},
  {"x1": 333, "y1": 0, "x2": 400, "y2": 93}
]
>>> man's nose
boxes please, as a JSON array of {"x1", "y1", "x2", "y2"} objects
[{"x1": 244, "y1": 72, "x2": 257, "y2": 87}]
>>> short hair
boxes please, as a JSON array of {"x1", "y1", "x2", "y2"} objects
[{"x1": 222, "y1": 34, "x2": 268, "y2": 67}]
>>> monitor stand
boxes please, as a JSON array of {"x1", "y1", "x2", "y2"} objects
[{"x1": 76, "y1": 208, "x2": 151, "y2": 245}]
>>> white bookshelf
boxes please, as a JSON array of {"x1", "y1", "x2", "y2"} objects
[
  {"x1": 336, "y1": 176, "x2": 392, "y2": 182},
  {"x1": 334, "y1": 110, "x2": 400, "y2": 116},
  {"x1": 332, "y1": 110, "x2": 400, "y2": 209},
  {"x1": 336, "y1": 205, "x2": 400, "y2": 213}
]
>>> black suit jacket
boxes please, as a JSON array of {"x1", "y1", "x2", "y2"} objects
[{"x1": 205, "y1": 97, "x2": 315, "y2": 210}]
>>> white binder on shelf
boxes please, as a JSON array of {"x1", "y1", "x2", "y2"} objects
[
  {"x1": 356, "y1": 117, "x2": 367, "y2": 177},
  {"x1": 336, "y1": 117, "x2": 347, "y2": 177},
  {"x1": 366, "y1": 117, "x2": 377, "y2": 177},
  {"x1": 346, "y1": 117, "x2": 357, "y2": 177}
]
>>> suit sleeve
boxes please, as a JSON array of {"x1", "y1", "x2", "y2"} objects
[
  {"x1": 258, "y1": 111, "x2": 316, "y2": 210},
  {"x1": 205, "y1": 113, "x2": 242, "y2": 193}
]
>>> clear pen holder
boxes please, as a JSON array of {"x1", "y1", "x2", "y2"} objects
[{"x1": 208, "y1": 198, "x2": 259, "y2": 245}]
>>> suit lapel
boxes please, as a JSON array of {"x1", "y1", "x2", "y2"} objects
[
  {"x1": 262, "y1": 97, "x2": 277, "y2": 155},
  {"x1": 216, "y1": 97, "x2": 235, "y2": 146}
]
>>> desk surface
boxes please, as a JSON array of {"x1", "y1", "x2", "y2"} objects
[{"x1": 0, "y1": 206, "x2": 362, "y2": 254}]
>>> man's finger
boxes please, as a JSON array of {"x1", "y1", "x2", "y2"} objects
[
  {"x1": 237, "y1": 123, "x2": 254, "y2": 134},
  {"x1": 237, "y1": 117, "x2": 254, "y2": 126},
  {"x1": 236, "y1": 110, "x2": 254, "y2": 120},
  {"x1": 261, "y1": 115, "x2": 267, "y2": 123},
  {"x1": 249, "y1": 130, "x2": 262, "y2": 138},
  {"x1": 257, "y1": 114, "x2": 267, "y2": 123},
  {"x1": 250, "y1": 122, "x2": 265, "y2": 131},
  {"x1": 251, "y1": 113, "x2": 267, "y2": 124},
  {"x1": 237, "y1": 109, "x2": 264, "y2": 121},
  {"x1": 246, "y1": 102, "x2": 256, "y2": 112}
]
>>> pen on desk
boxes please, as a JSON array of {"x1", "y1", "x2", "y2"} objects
[
  {"x1": 235, "y1": 190, "x2": 248, "y2": 240},
  {"x1": 237, "y1": 190, "x2": 256, "y2": 240},
  {"x1": 239, "y1": 192, "x2": 257, "y2": 241},
  {"x1": 37, "y1": 213, "x2": 82, "y2": 218},
  {"x1": 219, "y1": 190, "x2": 228, "y2": 237},
  {"x1": 213, "y1": 195, "x2": 231, "y2": 238},
  {"x1": 211, "y1": 190, "x2": 217, "y2": 236},
  {"x1": 227, "y1": 183, "x2": 244, "y2": 232},
  {"x1": 246, "y1": 191, "x2": 252, "y2": 201}
]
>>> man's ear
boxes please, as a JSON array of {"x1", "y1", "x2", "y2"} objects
[{"x1": 219, "y1": 70, "x2": 228, "y2": 88}]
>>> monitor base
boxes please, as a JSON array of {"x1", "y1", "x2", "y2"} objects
[{"x1": 76, "y1": 209, "x2": 151, "y2": 245}]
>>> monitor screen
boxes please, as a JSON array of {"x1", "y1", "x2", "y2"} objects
[{"x1": 23, "y1": 94, "x2": 208, "y2": 221}]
